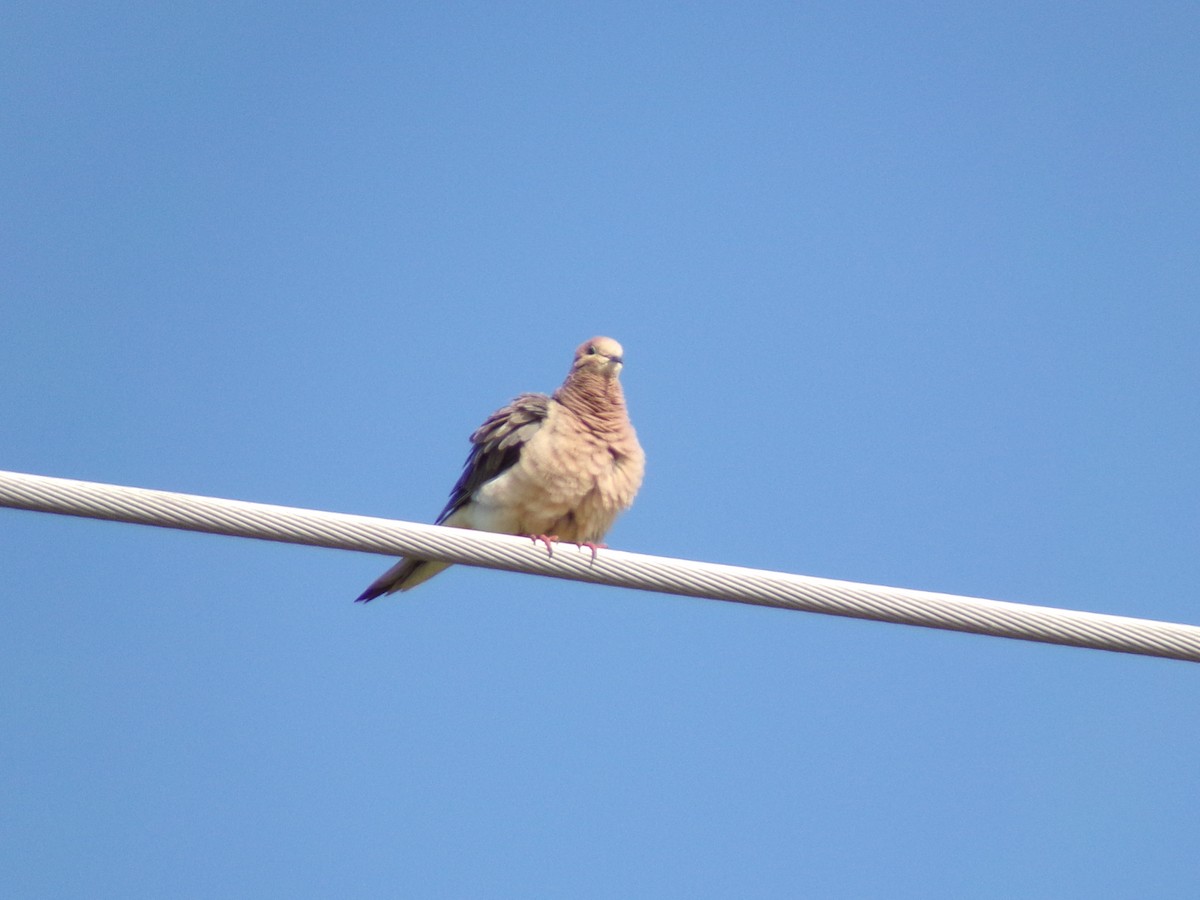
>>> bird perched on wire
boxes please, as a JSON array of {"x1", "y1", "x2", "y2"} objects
[{"x1": 356, "y1": 336, "x2": 645, "y2": 600}]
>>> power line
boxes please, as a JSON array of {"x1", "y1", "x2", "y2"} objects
[{"x1": 2, "y1": 468, "x2": 1196, "y2": 663}]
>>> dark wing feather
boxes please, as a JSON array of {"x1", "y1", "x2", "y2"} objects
[{"x1": 435, "y1": 392, "x2": 551, "y2": 524}]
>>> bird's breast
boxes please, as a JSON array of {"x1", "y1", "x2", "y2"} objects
[{"x1": 471, "y1": 414, "x2": 643, "y2": 542}]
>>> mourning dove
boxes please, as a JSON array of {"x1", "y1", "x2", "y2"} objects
[{"x1": 356, "y1": 336, "x2": 645, "y2": 600}]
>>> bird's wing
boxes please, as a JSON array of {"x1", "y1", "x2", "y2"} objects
[{"x1": 435, "y1": 392, "x2": 552, "y2": 524}]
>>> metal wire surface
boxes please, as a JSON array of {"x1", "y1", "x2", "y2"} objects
[{"x1": 2, "y1": 469, "x2": 1197, "y2": 662}]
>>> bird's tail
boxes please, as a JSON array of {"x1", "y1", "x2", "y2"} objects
[{"x1": 354, "y1": 557, "x2": 453, "y2": 602}]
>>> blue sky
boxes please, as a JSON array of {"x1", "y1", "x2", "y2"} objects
[{"x1": 3, "y1": 2, "x2": 1199, "y2": 896}]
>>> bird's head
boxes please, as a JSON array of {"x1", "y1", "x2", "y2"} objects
[{"x1": 572, "y1": 336, "x2": 626, "y2": 379}]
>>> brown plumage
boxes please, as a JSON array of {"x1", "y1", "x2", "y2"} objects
[{"x1": 356, "y1": 336, "x2": 645, "y2": 600}]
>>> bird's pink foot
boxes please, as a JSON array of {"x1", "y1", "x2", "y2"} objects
[
  {"x1": 573, "y1": 541, "x2": 607, "y2": 563},
  {"x1": 526, "y1": 534, "x2": 559, "y2": 557}
]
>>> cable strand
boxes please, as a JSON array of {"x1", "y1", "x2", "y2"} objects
[{"x1": 2, "y1": 468, "x2": 1197, "y2": 663}]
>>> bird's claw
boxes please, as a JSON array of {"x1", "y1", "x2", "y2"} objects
[
  {"x1": 528, "y1": 534, "x2": 558, "y2": 557},
  {"x1": 573, "y1": 541, "x2": 606, "y2": 565}
]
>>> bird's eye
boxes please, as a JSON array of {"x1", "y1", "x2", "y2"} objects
[{"x1": 586, "y1": 345, "x2": 598, "y2": 355}]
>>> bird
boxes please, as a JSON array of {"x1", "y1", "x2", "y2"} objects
[{"x1": 355, "y1": 336, "x2": 645, "y2": 601}]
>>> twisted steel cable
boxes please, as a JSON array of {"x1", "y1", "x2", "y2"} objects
[{"x1": 2, "y1": 469, "x2": 1197, "y2": 662}]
